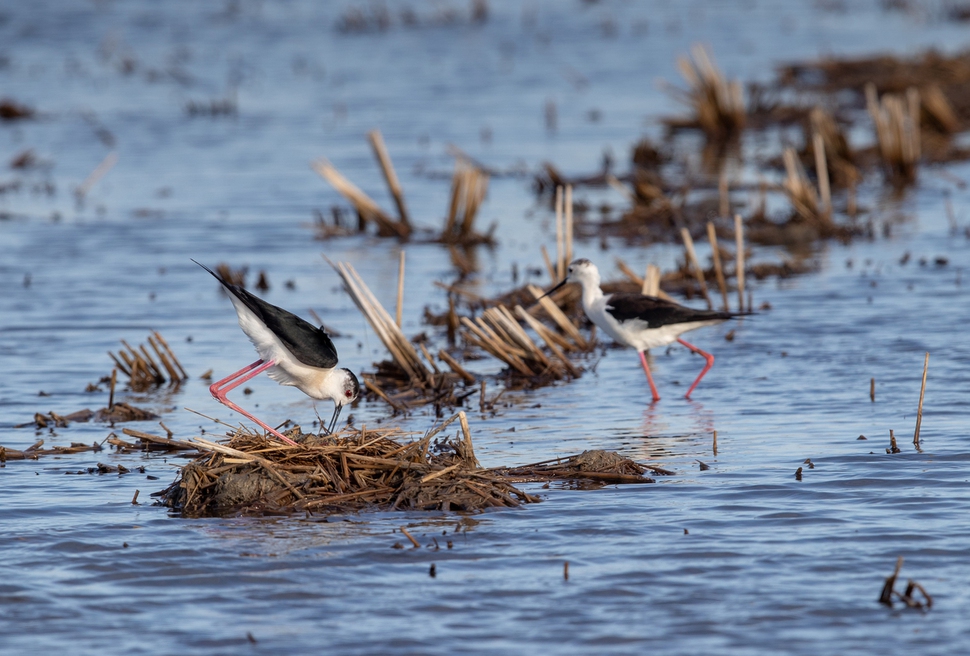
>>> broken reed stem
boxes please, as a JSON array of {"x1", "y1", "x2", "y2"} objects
[
  {"x1": 540, "y1": 245, "x2": 557, "y2": 283},
  {"x1": 870, "y1": 377, "x2": 876, "y2": 402},
  {"x1": 329, "y1": 259, "x2": 431, "y2": 385},
  {"x1": 153, "y1": 331, "x2": 187, "y2": 379},
  {"x1": 564, "y1": 185, "x2": 574, "y2": 266},
  {"x1": 108, "y1": 368, "x2": 117, "y2": 410},
  {"x1": 643, "y1": 263, "x2": 659, "y2": 296},
  {"x1": 616, "y1": 258, "x2": 644, "y2": 286},
  {"x1": 605, "y1": 174, "x2": 636, "y2": 203},
  {"x1": 400, "y1": 527, "x2": 420, "y2": 548},
  {"x1": 680, "y1": 227, "x2": 713, "y2": 310},
  {"x1": 719, "y1": 172, "x2": 729, "y2": 217},
  {"x1": 437, "y1": 349, "x2": 475, "y2": 383},
  {"x1": 367, "y1": 129, "x2": 411, "y2": 228},
  {"x1": 865, "y1": 83, "x2": 921, "y2": 179},
  {"x1": 312, "y1": 159, "x2": 407, "y2": 238},
  {"x1": 914, "y1": 352, "x2": 929, "y2": 446},
  {"x1": 527, "y1": 285, "x2": 589, "y2": 349},
  {"x1": 813, "y1": 131, "x2": 831, "y2": 217},
  {"x1": 458, "y1": 411, "x2": 479, "y2": 468},
  {"x1": 734, "y1": 214, "x2": 745, "y2": 312},
  {"x1": 77, "y1": 151, "x2": 119, "y2": 198},
  {"x1": 396, "y1": 250, "x2": 405, "y2": 329},
  {"x1": 713, "y1": 430, "x2": 718, "y2": 456},
  {"x1": 706, "y1": 222, "x2": 729, "y2": 311},
  {"x1": 783, "y1": 146, "x2": 820, "y2": 219},
  {"x1": 480, "y1": 380, "x2": 486, "y2": 413},
  {"x1": 555, "y1": 185, "x2": 565, "y2": 280}
]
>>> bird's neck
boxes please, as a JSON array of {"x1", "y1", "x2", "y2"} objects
[{"x1": 581, "y1": 279, "x2": 604, "y2": 311}]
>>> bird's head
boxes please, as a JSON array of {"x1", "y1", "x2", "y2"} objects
[
  {"x1": 323, "y1": 368, "x2": 359, "y2": 433},
  {"x1": 334, "y1": 368, "x2": 360, "y2": 406},
  {"x1": 539, "y1": 258, "x2": 599, "y2": 299}
]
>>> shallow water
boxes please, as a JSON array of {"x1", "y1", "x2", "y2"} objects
[{"x1": 3, "y1": 1, "x2": 970, "y2": 654}]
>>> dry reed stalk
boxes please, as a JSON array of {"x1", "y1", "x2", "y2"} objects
[
  {"x1": 555, "y1": 185, "x2": 565, "y2": 280},
  {"x1": 461, "y1": 302, "x2": 582, "y2": 379},
  {"x1": 921, "y1": 84, "x2": 958, "y2": 133},
  {"x1": 367, "y1": 129, "x2": 411, "y2": 228},
  {"x1": 109, "y1": 333, "x2": 187, "y2": 390},
  {"x1": 734, "y1": 214, "x2": 745, "y2": 312},
  {"x1": 108, "y1": 368, "x2": 117, "y2": 410},
  {"x1": 680, "y1": 228, "x2": 713, "y2": 310},
  {"x1": 712, "y1": 430, "x2": 717, "y2": 456},
  {"x1": 813, "y1": 132, "x2": 832, "y2": 217},
  {"x1": 613, "y1": 259, "x2": 672, "y2": 301},
  {"x1": 642, "y1": 264, "x2": 661, "y2": 297},
  {"x1": 782, "y1": 147, "x2": 821, "y2": 220},
  {"x1": 870, "y1": 377, "x2": 876, "y2": 402},
  {"x1": 312, "y1": 159, "x2": 407, "y2": 238},
  {"x1": 706, "y1": 222, "x2": 730, "y2": 311},
  {"x1": 457, "y1": 411, "x2": 479, "y2": 468},
  {"x1": 329, "y1": 259, "x2": 432, "y2": 386},
  {"x1": 616, "y1": 258, "x2": 644, "y2": 285},
  {"x1": 565, "y1": 185, "x2": 574, "y2": 266},
  {"x1": 443, "y1": 161, "x2": 490, "y2": 243},
  {"x1": 674, "y1": 44, "x2": 745, "y2": 139},
  {"x1": 514, "y1": 306, "x2": 580, "y2": 375},
  {"x1": 540, "y1": 245, "x2": 557, "y2": 282},
  {"x1": 888, "y1": 429, "x2": 901, "y2": 454},
  {"x1": 808, "y1": 107, "x2": 854, "y2": 179},
  {"x1": 527, "y1": 284, "x2": 590, "y2": 349},
  {"x1": 76, "y1": 151, "x2": 119, "y2": 198},
  {"x1": 605, "y1": 174, "x2": 636, "y2": 203},
  {"x1": 914, "y1": 352, "x2": 929, "y2": 447},
  {"x1": 400, "y1": 527, "x2": 421, "y2": 547},
  {"x1": 865, "y1": 83, "x2": 921, "y2": 180},
  {"x1": 460, "y1": 317, "x2": 534, "y2": 376},
  {"x1": 438, "y1": 349, "x2": 475, "y2": 383},
  {"x1": 396, "y1": 250, "x2": 405, "y2": 328},
  {"x1": 719, "y1": 172, "x2": 729, "y2": 217},
  {"x1": 417, "y1": 342, "x2": 440, "y2": 375}
]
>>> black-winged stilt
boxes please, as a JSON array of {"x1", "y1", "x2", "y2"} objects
[
  {"x1": 542, "y1": 259, "x2": 741, "y2": 402},
  {"x1": 194, "y1": 261, "x2": 359, "y2": 445}
]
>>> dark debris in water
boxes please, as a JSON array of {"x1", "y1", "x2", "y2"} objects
[
  {"x1": 16, "y1": 403, "x2": 158, "y2": 429},
  {"x1": 879, "y1": 556, "x2": 933, "y2": 611}
]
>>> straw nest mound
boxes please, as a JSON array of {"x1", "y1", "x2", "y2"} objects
[{"x1": 156, "y1": 413, "x2": 657, "y2": 518}]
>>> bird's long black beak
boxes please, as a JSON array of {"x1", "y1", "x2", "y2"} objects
[
  {"x1": 327, "y1": 404, "x2": 343, "y2": 434},
  {"x1": 536, "y1": 278, "x2": 568, "y2": 303}
]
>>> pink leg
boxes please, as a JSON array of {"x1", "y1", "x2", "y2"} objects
[
  {"x1": 209, "y1": 359, "x2": 299, "y2": 446},
  {"x1": 638, "y1": 351, "x2": 661, "y2": 402},
  {"x1": 677, "y1": 338, "x2": 715, "y2": 399}
]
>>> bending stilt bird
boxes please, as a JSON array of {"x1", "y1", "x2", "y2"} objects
[{"x1": 194, "y1": 261, "x2": 359, "y2": 444}]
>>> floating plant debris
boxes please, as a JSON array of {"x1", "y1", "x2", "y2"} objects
[
  {"x1": 879, "y1": 557, "x2": 933, "y2": 610},
  {"x1": 108, "y1": 331, "x2": 187, "y2": 391},
  {"x1": 154, "y1": 412, "x2": 657, "y2": 518}
]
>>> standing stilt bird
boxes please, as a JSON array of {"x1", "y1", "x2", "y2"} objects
[
  {"x1": 194, "y1": 261, "x2": 359, "y2": 445},
  {"x1": 542, "y1": 259, "x2": 743, "y2": 402}
]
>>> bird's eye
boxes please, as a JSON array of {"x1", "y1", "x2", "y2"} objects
[{"x1": 345, "y1": 390, "x2": 353, "y2": 398}]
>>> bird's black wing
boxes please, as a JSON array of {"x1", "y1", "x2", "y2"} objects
[
  {"x1": 606, "y1": 293, "x2": 737, "y2": 328},
  {"x1": 194, "y1": 260, "x2": 339, "y2": 369}
]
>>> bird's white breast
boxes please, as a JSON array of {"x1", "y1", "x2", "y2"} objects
[{"x1": 228, "y1": 294, "x2": 334, "y2": 399}]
